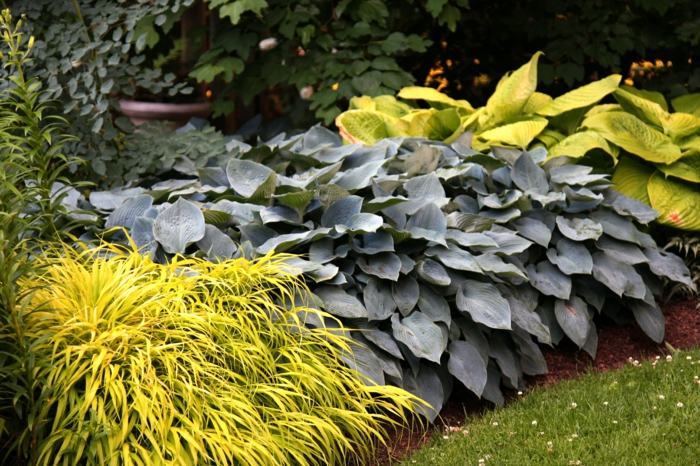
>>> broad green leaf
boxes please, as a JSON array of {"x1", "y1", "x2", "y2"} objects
[
  {"x1": 321, "y1": 195, "x2": 362, "y2": 227},
  {"x1": 522, "y1": 92, "x2": 553, "y2": 114},
  {"x1": 613, "y1": 87, "x2": 668, "y2": 128},
  {"x1": 476, "y1": 117, "x2": 548, "y2": 149},
  {"x1": 447, "y1": 341, "x2": 487, "y2": 397},
  {"x1": 556, "y1": 216, "x2": 603, "y2": 241},
  {"x1": 456, "y1": 280, "x2": 511, "y2": 330},
  {"x1": 611, "y1": 156, "x2": 655, "y2": 204},
  {"x1": 590, "y1": 209, "x2": 655, "y2": 246},
  {"x1": 357, "y1": 252, "x2": 402, "y2": 281},
  {"x1": 672, "y1": 93, "x2": 700, "y2": 117},
  {"x1": 391, "y1": 312, "x2": 447, "y2": 363},
  {"x1": 526, "y1": 262, "x2": 571, "y2": 300},
  {"x1": 484, "y1": 51, "x2": 542, "y2": 124},
  {"x1": 425, "y1": 245, "x2": 482, "y2": 273},
  {"x1": 417, "y1": 284, "x2": 451, "y2": 325},
  {"x1": 546, "y1": 238, "x2": 593, "y2": 275},
  {"x1": 344, "y1": 338, "x2": 385, "y2": 385},
  {"x1": 510, "y1": 217, "x2": 552, "y2": 247},
  {"x1": 595, "y1": 236, "x2": 647, "y2": 265},
  {"x1": 671, "y1": 154, "x2": 700, "y2": 187},
  {"x1": 591, "y1": 252, "x2": 647, "y2": 299},
  {"x1": 548, "y1": 130, "x2": 617, "y2": 162},
  {"x1": 488, "y1": 333, "x2": 520, "y2": 387},
  {"x1": 364, "y1": 277, "x2": 397, "y2": 321},
  {"x1": 335, "y1": 109, "x2": 408, "y2": 144},
  {"x1": 604, "y1": 190, "x2": 658, "y2": 224},
  {"x1": 393, "y1": 276, "x2": 420, "y2": 315},
  {"x1": 416, "y1": 259, "x2": 451, "y2": 286},
  {"x1": 419, "y1": 108, "x2": 464, "y2": 142},
  {"x1": 406, "y1": 203, "x2": 447, "y2": 245},
  {"x1": 647, "y1": 171, "x2": 700, "y2": 231},
  {"x1": 226, "y1": 159, "x2": 276, "y2": 199},
  {"x1": 511, "y1": 150, "x2": 549, "y2": 194},
  {"x1": 315, "y1": 286, "x2": 368, "y2": 318},
  {"x1": 218, "y1": 0, "x2": 268, "y2": 25},
  {"x1": 153, "y1": 198, "x2": 206, "y2": 254},
  {"x1": 620, "y1": 87, "x2": 668, "y2": 110},
  {"x1": 629, "y1": 300, "x2": 664, "y2": 343},
  {"x1": 643, "y1": 247, "x2": 694, "y2": 287},
  {"x1": 538, "y1": 74, "x2": 621, "y2": 116},
  {"x1": 503, "y1": 288, "x2": 550, "y2": 343},
  {"x1": 105, "y1": 194, "x2": 153, "y2": 229},
  {"x1": 663, "y1": 112, "x2": 700, "y2": 140},
  {"x1": 583, "y1": 111, "x2": 682, "y2": 164},
  {"x1": 197, "y1": 224, "x2": 237, "y2": 261},
  {"x1": 398, "y1": 86, "x2": 473, "y2": 111},
  {"x1": 554, "y1": 296, "x2": 591, "y2": 347}
]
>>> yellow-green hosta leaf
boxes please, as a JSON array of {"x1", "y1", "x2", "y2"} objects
[
  {"x1": 672, "y1": 93, "x2": 700, "y2": 116},
  {"x1": 548, "y1": 130, "x2": 618, "y2": 162},
  {"x1": 611, "y1": 156, "x2": 655, "y2": 204},
  {"x1": 663, "y1": 112, "x2": 700, "y2": 140},
  {"x1": 484, "y1": 51, "x2": 542, "y2": 124},
  {"x1": 537, "y1": 74, "x2": 621, "y2": 117},
  {"x1": 335, "y1": 110, "x2": 409, "y2": 144},
  {"x1": 648, "y1": 171, "x2": 700, "y2": 231},
  {"x1": 398, "y1": 86, "x2": 473, "y2": 111},
  {"x1": 619, "y1": 87, "x2": 668, "y2": 110},
  {"x1": 476, "y1": 117, "x2": 548, "y2": 149},
  {"x1": 523, "y1": 92, "x2": 553, "y2": 114},
  {"x1": 657, "y1": 152, "x2": 700, "y2": 183},
  {"x1": 424, "y1": 108, "x2": 463, "y2": 141},
  {"x1": 613, "y1": 87, "x2": 668, "y2": 128},
  {"x1": 536, "y1": 128, "x2": 566, "y2": 147},
  {"x1": 583, "y1": 111, "x2": 682, "y2": 164},
  {"x1": 373, "y1": 95, "x2": 414, "y2": 117},
  {"x1": 349, "y1": 95, "x2": 376, "y2": 111},
  {"x1": 679, "y1": 134, "x2": 700, "y2": 152}
]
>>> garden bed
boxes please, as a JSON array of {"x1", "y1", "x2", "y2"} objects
[{"x1": 373, "y1": 298, "x2": 700, "y2": 465}]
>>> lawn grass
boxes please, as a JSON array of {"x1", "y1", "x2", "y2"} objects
[{"x1": 401, "y1": 348, "x2": 700, "y2": 466}]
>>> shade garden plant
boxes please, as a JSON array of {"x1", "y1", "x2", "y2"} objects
[{"x1": 77, "y1": 123, "x2": 694, "y2": 420}]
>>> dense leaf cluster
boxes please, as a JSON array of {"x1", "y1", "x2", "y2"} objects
[{"x1": 80, "y1": 126, "x2": 692, "y2": 419}]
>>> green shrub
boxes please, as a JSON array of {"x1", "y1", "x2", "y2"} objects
[
  {"x1": 664, "y1": 233, "x2": 700, "y2": 301},
  {"x1": 77, "y1": 125, "x2": 693, "y2": 420},
  {"x1": 15, "y1": 244, "x2": 417, "y2": 465},
  {"x1": 337, "y1": 53, "x2": 700, "y2": 232}
]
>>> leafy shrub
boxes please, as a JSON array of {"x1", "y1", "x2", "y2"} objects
[
  {"x1": 664, "y1": 233, "x2": 700, "y2": 301},
  {"x1": 337, "y1": 53, "x2": 700, "y2": 231},
  {"x1": 0, "y1": 9, "x2": 82, "y2": 453},
  {"x1": 78, "y1": 126, "x2": 693, "y2": 419},
  {"x1": 16, "y1": 244, "x2": 417, "y2": 465}
]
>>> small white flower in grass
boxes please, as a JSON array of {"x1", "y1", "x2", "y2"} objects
[
  {"x1": 485, "y1": 454, "x2": 492, "y2": 460},
  {"x1": 492, "y1": 421, "x2": 499, "y2": 426},
  {"x1": 655, "y1": 355, "x2": 661, "y2": 360},
  {"x1": 612, "y1": 420, "x2": 618, "y2": 424},
  {"x1": 532, "y1": 420, "x2": 538, "y2": 426},
  {"x1": 677, "y1": 402, "x2": 684, "y2": 408},
  {"x1": 603, "y1": 401, "x2": 609, "y2": 406},
  {"x1": 653, "y1": 406, "x2": 657, "y2": 410},
  {"x1": 658, "y1": 394, "x2": 665, "y2": 400},
  {"x1": 539, "y1": 431, "x2": 545, "y2": 436},
  {"x1": 666, "y1": 355, "x2": 673, "y2": 362},
  {"x1": 442, "y1": 435, "x2": 449, "y2": 440},
  {"x1": 570, "y1": 402, "x2": 578, "y2": 409},
  {"x1": 478, "y1": 459, "x2": 485, "y2": 465},
  {"x1": 687, "y1": 355, "x2": 692, "y2": 360},
  {"x1": 517, "y1": 390, "x2": 523, "y2": 396}
]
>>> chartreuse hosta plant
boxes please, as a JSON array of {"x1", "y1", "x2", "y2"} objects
[
  {"x1": 16, "y1": 244, "x2": 418, "y2": 465},
  {"x1": 76, "y1": 126, "x2": 693, "y2": 420},
  {"x1": 336, "y1": 53, "x2": 700, "y2": 231}
]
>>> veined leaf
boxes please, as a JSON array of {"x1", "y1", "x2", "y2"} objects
[
  {"x1": 447, "y1": 341, "x2": 487, "y2": 397},
  {"x1": 398, "y1": 86, "x2": 473, "y2": 111},
  {"x1": 613, "y1": 87, "x2": 669, "y2": 128},
  {"x1": 657, "y1": 152, "x2": 700, "y2": 183},
  {"x1": 647, "y1": 171, "x2": 700, "y2": 231},
  {"x1": 663, "y1": 112, "x2": 700, "y2": 140},
  {"x1": 538, "y1": 74, "x2": 621, "y2": 117},
  {"x1": 672, "y1": 93, "x2": 700, "y2": 117},
  {"x1": 554, "y1": 296, "x2": 591, "y2": 347},
  {"x1": 523, "y1": 92, "x2": 553, "y2": 114},
  {"x1": 391, "y1": 312, "x2": 446, "y2": 363},
  {"x1": 548, "y1": 130, "x2": 617, "y2": 162},
  {"x1": 456, "y1": 280, "x2": 511, "y2": 330},
  {"x1": 611, "y1": 156, "x2": 655, "y2": 204},
  {"x1": 583, "y1": 111, "x2": 682, "y2": 164},
  {"x1": 152, "y1": 198, "x2": 206, "y2": 254},
  {"x1": 484, "y1": 52, "x2": 542, "y2": 124},
  {"x1": 476, "y1": 117, "x2": 548, "y2": 149},
  {"x1": 335, "y1": 109, "x2": 408, "y2": 144}
]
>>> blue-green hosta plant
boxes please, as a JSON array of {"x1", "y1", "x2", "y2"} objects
[
  {"x1": 336, "y1": 53, "x2": 700, "y2": 232},
  {"x1": 78, "y1": 127, "x2": 693, "y2": 420}
]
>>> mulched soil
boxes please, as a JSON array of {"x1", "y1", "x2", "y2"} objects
[{"x1": 371, "y1": 298, "x2": 700, "y2": 465}]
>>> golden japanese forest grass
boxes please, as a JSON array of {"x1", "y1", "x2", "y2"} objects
[{"x1": 17, "y1": 244, "x2": 418, "y2": 465}]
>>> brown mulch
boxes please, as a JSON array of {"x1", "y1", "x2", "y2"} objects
[{"x1": 371, "y1": 298, "x2": 700, "y2": 465}]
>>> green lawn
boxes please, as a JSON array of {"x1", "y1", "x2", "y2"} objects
[{"x1": 401, "y1": 349, "x2": 700, "y2": 466}]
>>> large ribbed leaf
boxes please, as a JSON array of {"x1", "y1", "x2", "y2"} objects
[
  {"x1": 590, "y1": 209, "x2": 655, "y2": 246},
  {"x1": 484, "y1": 52, "x2": 541, "y2": 124},
  {"x1": 357, "y1": 252, "x2": 402, "y2": 281},
  {"x1": 538, "y1": 74, "x2": 621, "y2": 117},
  {"x1": 672, "y1": 93, "x2": 700, "y2": 116},
  {"x1": 657, "y1": 152, "x2": 700, "y2": 183},
  {"x1": 417, "y1": 284, "x2": 451, "y2": 325},
  {"x1": 363, "y1": 277, "x2": 396, "y2": 321},
  {"x1": 647, "y1": 171, "x2": 700, "y2": 231},
  {"x1": 321, "y1": 195, "x2": 362, "y2": 227},
  {"x1": 315, "y1": 286, "x2": 368, "y2": 318},
  {"x1": 477, "y1": 117, "x2": 548, "y2": 148},
  {"x1": 547, "y1": 130, "x2": 617, "y2": 161},
  {"x1": 416, "y1": 259, "x2": 451, "y2": 286},
  {"x1": 629, "y1": 300, "x2": 664, "y2": 343},
  {"x1": 643, "y1": 248, "x2": 694, "y2": 287},
  {"x1": 613, "y1": 87, "x2": 668, "y2": 128},
  {"x1": 663, "y1": 112, "x2": 700, "y2": 140},
  {"x1": 611, "y1": 156, "x2": 655, "y2": 204},
  {"x1": 556, "y1": 216, "x2": 603, "y2": 241},
  {"x1": 510, "y1": 217, "x2": 552, "y2": 247},
  {"x1": 546, "y1": 238, "x2": 593, "y2": 275},
  {"x1": 456, "y1": 280, "x2": 511, "y2": 330},
  {"x1": 391, "y1": 312, "x2": 446, "y2": 363},
  {"x1": 523, "y1": 92, "x2": 553, "y2": 114},
  {"x1": 583, "y1": 111, "x2": 682, "y2": 164},
  {"x1": 152, "y1": 198, "x2": 206, "y2": 254},
  {"x1": 398, "y1": 86, "x2": 473, "y2": 111},
  {"x1": 197, "y1": 224, "x2": 237, "y2": 261},
  {"x1": 526, "y1": 262, "x2": 571, "y2": 300},
  {"x1": 426, "y1": 245, "x2": 482, "y2": 273},
  {"x1": 447, "y1": 341, "x2": 487, "y2": 397},
  {"x1": 226, "y1": 159, "x2": 277, "y2": 199},
  {"x1": 393, "y1": 276, "x2": 420, "y2": 315},
  {"x1": 554, "y1": 296, "x2": 591, "y2": 347},
  {"x1": 406, "y1": 203, "x2": 447, "y2": 245},
  {"x1": 105, "y1": 194, "x2": 153, "y2": 229},
  {"x1": 595, "y1": 236, "x2": 647, "y2": 265},
  {"x1": 592, "y1": 252, "x2": 646, "y2": 299},
  {"x1": 335, "y1": 109, "x2": 407, "y2": 144},
  {"x1": 511, "y1": 151, "x2": 548, "y2": 195}
]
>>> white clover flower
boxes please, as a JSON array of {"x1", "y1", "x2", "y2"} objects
[
  {"x1": 658, "y1": 394, "x2": 665, "y2": 400},
  {"x1": 603, "y1": 401, "x2": 609, "y2": 406},
  {"x1": 570, "y1": 402, "x2": 578, "y2": 409},
  {"x1": 666, "y1": 355, "x2": 673, "y2": 362},
  {"x1": 677, "y1": 402, "x2": 684, "y2": 408},
  {"x1": 532, "y1": 420, "x2": 538, "y2": 426}
]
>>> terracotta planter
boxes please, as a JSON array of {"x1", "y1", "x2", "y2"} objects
[{"x1": 118, "y1": 99, "x2": 211, "y2": 126}]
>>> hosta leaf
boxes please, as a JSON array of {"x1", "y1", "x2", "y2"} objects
[
  {"x1": 406, "y1": 203, "x2": 447, "y2": 245},
  {"x1": 513, "y1": 331, "x2": 548, "y2": 375},
  {"x1": 456, "y1": 280, "x2": 511, "y2": 330},
  {"x1": 595, "y1": 236, "x2": 647, "y2": 265},
  {"x1": 197, "y1": 224, "x2": 237, "y2": 261},
  {"x1": 485, "y1": 52, "x2": 542, "y2": 124},
  {"x1": 511, "y1": 151, "x2": 548, "y2": 195},
  {"x1": 333, "y1": 160, "x2": 385, "y2": 191},
  {"x1": 90, "y1": 187, "x2": 146, "y2": 210},
  {"x1": 131, "y1": 217, "x2": 155, "y2": 252},
  {"x1": 657, "y1": 152, "x2": 700, "y2": 183},
  {"x1": 629, "y1": 299, "x2": 664, "y2": 343},
  {"x1": 504, "y1": 287, "x2": 550, "y2": 343},
  {"x1": 315, "y1": 286, "x2": 368, "y2": 318},
  {"x1": 603, "y1": 189, "x2": 658, "y2": 224},
  {"x1": 448, "y1": 340, "x2": 487, "y2": 397},
  {"x1": 549, "y1": 165, "x2": 609, "y2": 186},
  {"x1": 357, "y1": 252, "x2": 402, "y2": 281},
  {"x1": 335, "y1": 109, "x2": 407, "y2": 144},
  {"x1": 523, "y1": 92, "x2": 553, "y2": 114},
  {"x1": 672, "y1": 93, "x2": 700, "y2": 116},
  {"x1": 403, "y1": 365, "x2": 445, "y2": 421},
  {"x1": 538, "y1": 74, "x2": 621, "y2": 116},
  {"x1": 526, "y1": 262, "x2": 572, "y2": 300},
  {"x1": 362, "y1": 328, "x2": 403, "y2": 360},
  {"x1": 351, "y1": 232, "x2": 395, "y2": 254},
  {"x1": 418, "y1": 284, "x2": 451, "y2": 325},
  {"x1": 393, "y1": 276, "x2": 420, "y2": 315},
  {"x1": 482, "y1": 362, "x2": 505, "y2": 407},
  {"x1": 257, "y1": 228, "x2": 331, "y2": 254},
  {"x1": 556, "y1": 216, "x2": 603, "y2": 241},
  {"x1": 482, "y1": 230, "x2": 533, "y2": 255},
  {"x1": 554, "y1": 296, "x2": 591, "y2": 347},
  {"x1": 647, "y1": 171, "x2": 700, "y2": 231},
  {"x1": 583, "y1": 111, "x2": 682, "y2": 164},
  {"x1": 477, "y1": 117, "x2": 548, "y2": 148},
  {"x1": 363, "y1": 278, "x2": 397, "y2": 321},
  {"x1": 510, "y1": 217, "x2": 552, "y2": 247},
  {"x1": 398, "y1": 86, "x2": 473, "y2": 111},
  {"x1": 546, "y1": 238, "x2": 593, "y2": 275},
  {"x1": 611, "y1": 156, "x2": 655, "y2": 204},
  {"x1": 391, "y1": 312, "x2": 446, "y2": 363},
  {"x1": 489, "y1": 333, "x2": 520, "y2": 387},
  {"x1": 479, "y1": 190, "x2": 522, "y2": 209},
  {"x1": 417, "y1": 259, "x2": 451, "y2": 286},
  {"x1": 405, "y1": 145, "x2": 441, "y2": 177},
  {"x1": 226, "y1": 159, "x2": 277, "y2": 199},
  {"x1": 643, "y1": 248, "x2": 694, "y2": 287},
  {"x1": 153, "y1": 198, "x2": 206, "y2": 254},
  {"x1": 475, "y1": 254, "x2": 528, "y2": 281},
  {"x1": 426, "y1": 245, "x2": 482, "y2": 273},
  {"x1": 613, "y1": 87, "x2": 668, "y2": 128},
  {"x1": 105, "y1": 194, "x2": 153, "y2": 229},
  {"x1": 548, "y1": 130, "x2": 618, "y2": 161},
  {"x1": 321, "y1": 195, "x2": 363, "y2": 227},
  {"x1": 590, "y1": 210, "x2": 655, "y2": 246},
  {"x1": 446, "y1": 230, "x2": 499, "y2": 248},
  {"x1": 663, "y1": 112, "x2": 700, "y2": 139},
  {"x1": 446, "y1": 212, "x2": 496, "y2": 232},
  {"x1": 336, "y1": 213, "x2": 384, "y2": 234},
  {"x1": 592, "y1": 252, "x2": 646, "y2": 299},
  {"x1": 274, "y1": 190, "x2": 315, "y2": 214}
]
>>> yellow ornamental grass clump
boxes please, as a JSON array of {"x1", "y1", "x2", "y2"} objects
[{"x1": 19, "y1": 245, "x2": 418, "y2": 465}]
